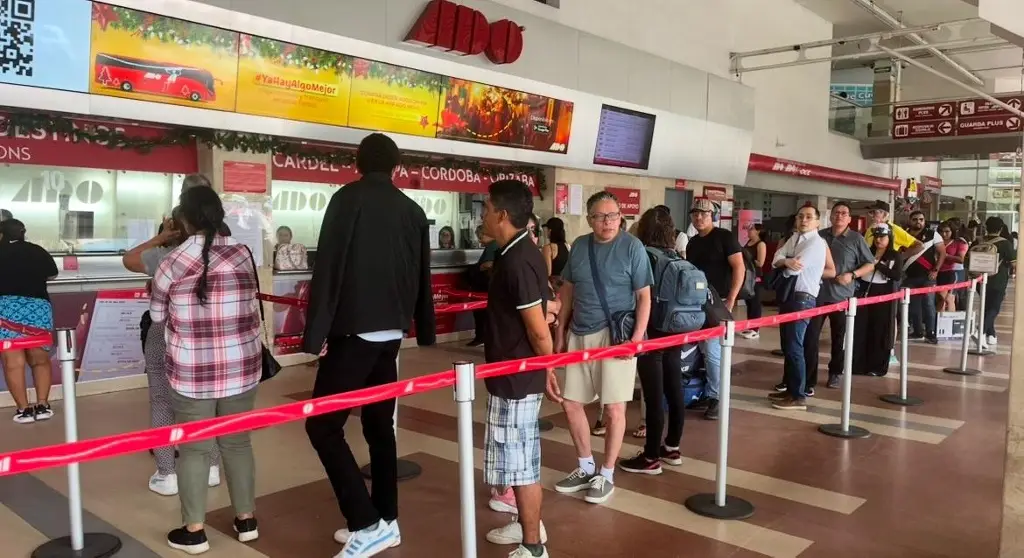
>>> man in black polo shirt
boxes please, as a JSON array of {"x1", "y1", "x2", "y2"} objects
[{"x1": 481, "y1": 179, "x2": 554, "y2": 558}]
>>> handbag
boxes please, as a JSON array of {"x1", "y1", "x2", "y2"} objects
[
  {"x1": 703, "y1": 284, "x2": 733, "y2": 328},
  {"x1": 244, "y1": 246, "x2": 282, "y2": 382},
  {"x1": 587, "y1": 234, "x2": 638, "y2": 345},
  {"x1": 764, "y1": 237, "x2": 799, "y2": 304}
]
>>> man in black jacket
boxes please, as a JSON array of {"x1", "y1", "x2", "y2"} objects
[{"x1": 303, "y1": 133, "x2": 435, "y2": 557}]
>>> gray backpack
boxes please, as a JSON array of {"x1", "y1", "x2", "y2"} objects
[{"x1": 646, "y1": 247, "x2": 708, "y2": 334}]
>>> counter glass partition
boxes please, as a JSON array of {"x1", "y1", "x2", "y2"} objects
[
  {"x1": 269, "y1": 180, "x2": 489, "y2": 252},
  {"x1": 0, "y1": 164, "x2": 183, "y2": 254}
]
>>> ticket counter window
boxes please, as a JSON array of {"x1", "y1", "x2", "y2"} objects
[
  {"x1": 269, "y1": 180, "x2": 477, "y2": 251},
  {"x1": 0, "y1": 164, "x2": 180, "y2": 253}
]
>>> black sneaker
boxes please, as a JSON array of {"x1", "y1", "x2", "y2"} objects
[
  {"x1": 826, "y1": 375, "x2": 841, "y2": 389},
  {"x1": 34, "y1": 404, "x2": 54, "y2": 421},
  {"x1": 804, "y1": 387, "x2": 815, "y2": 398},
  {"x1": 619, "y1": 452, "x2": 662, "y2": 475},
  {"x1": 659, "y1": 446, "x2": 683, "y2": 466},
  {"x1": 908, "y1": 333, "x2": 924, "y2": 341},
  {"x1": 703, "y1": 399, "x2": 720, "y2": 420},
  {"x1": 925, "y1": 336, "x2": 938, "y2": 345},
  {"x1": 233, "y1": 517, "x2": 259, "y2": 543},
  {"x1": 689, "y1": 396, "x2": 711, "y2": 411},
  {"x1": 466, "y1": 339, "x2": 484, "y2": 348},
  {"x1": 773, "y1": 382, "x2": 787, "y2": 393},
  {"x1": 13, "y1": 408, "x2": 34, "y2": 424},
  {"x1": 167, "y1": 526, "x2": 210, "y2": 554}
]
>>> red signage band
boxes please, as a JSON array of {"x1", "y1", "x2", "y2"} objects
[
  {"x1": 405, "y1": 0, "x2": 525, "y2": 65},
  {"x1": 0, "y1": 114, "x2": 198, "y2": 174},
  {"x1": 272, "y1": 152, "x2": 540, "y2": 196},
  {"x1": 747, "y1": 153, "x2": 901, "y2": 191}
]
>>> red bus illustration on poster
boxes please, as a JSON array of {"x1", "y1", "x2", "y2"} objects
[{"x1": 94, "y1": 54, "x2": 217, "y2": 103}]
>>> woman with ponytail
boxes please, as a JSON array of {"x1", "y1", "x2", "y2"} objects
[{"x1": 150, "y1": 185, "x2": 262, "y2": 554}]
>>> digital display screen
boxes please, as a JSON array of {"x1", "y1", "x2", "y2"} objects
[{"x1": 592, "y1": 105, "x2": 657, "y2": 170}]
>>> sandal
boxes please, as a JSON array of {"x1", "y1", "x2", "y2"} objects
[{"x1": 632, "y1": 423, "x2": 647, "y2": 439}]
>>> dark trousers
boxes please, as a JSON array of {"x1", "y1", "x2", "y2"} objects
[
  {"x1": 743, "y1": 283, "x2": 763, "y2": 331},
  {"x1": 983, "y1": 284, "x2": 1008, "y2": 337},
  {"x1": 305, "y1": 335, "x2": 402, "y2": 532},
  {"x1": 781, "y1": 294, "x2": 816, "y2": 398},
  {"x1": 804, "y1": 306, "x2": 846, "y2": 388},
  {"x1": 904, "y1": 276, "x2": 936, "y2": 337},
  {"x1": 472, "y1": 310, "x2": 489, "y2": 342},
  {"x1": 637, "y1": 331, "x2": 685, "y2": 459}
]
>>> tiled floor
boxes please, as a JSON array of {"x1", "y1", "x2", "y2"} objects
[{"x1": 0, "y1": 300, "x2": 1014, "y2": 558}]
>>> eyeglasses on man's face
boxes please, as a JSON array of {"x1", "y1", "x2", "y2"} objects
[{"x1": 588, "y1": 212, "x2": 621, "y2": 223}]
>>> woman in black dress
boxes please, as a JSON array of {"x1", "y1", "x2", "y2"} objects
[{"x1": 852, "y1": 224, "x2": 903, "y2": 377}]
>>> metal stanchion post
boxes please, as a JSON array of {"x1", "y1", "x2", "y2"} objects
[
  {"x1": 453, "y1": 361, "x2": 478, "y2": 558},
  {"x1": 881, "y1": 289, "x2": 923, "y2": 406},
  {"x1": 361, "y1": 354, "x2": 422, "y2": 481},
  {"x1": 819, "y1": 299, "x2": 871, "y2": 439},
  {"x1": 969, "y1": 274, "x2": 996, "y2": 357},
  {"x1": 33, "y1": 329, "x2": 121, "y2": 558},
  {"x1": 685, "y1": 322, "x2": 754, "y2": 519},
  {"x1": 944, "y1": 279, "x2": 983, "y2": 376}
]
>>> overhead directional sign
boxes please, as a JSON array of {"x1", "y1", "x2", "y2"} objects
[
  {"x1": 892, "y1": 119, "x2": 955, "y2": 139},
  {"x1": 894, "y1": 94, "x2": 1024, "y2": 140}
]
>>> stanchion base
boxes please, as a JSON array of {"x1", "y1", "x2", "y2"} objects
[
  {"x1": 770, "y1": 349, "x2": 784, "y2": 357},
  {"x1": 968, "y1": 349, "x2": 997, "y2": 357},
  {"x1": 818, "y1": 423, "x2": 871, "y2": 439},
  {"x1": 942, "y1": 366, "x2": 982, "y2": 376},
  {"x1": 879, "y1": 394, "x2": 924, "y2": 406},
  {"x1": 684, "y1": 493, "x2": 755, "y2": 520},
  {"x1": 360, "y1": 459, "x2": 422, "y2": 481},
  {"x1": 538, "y1": 418, "x2": 554, "y2": 432},
  {"x1": 32, "y1": 533, "x2": 122, "y2": 558}
]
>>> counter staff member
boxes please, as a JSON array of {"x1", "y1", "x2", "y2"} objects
[
  {"x1": 302, "y1": 133, "x2": 436, "y2": 558},
  {"x1": 480, "y1": 179, "x2": 554, "y2": 558}
]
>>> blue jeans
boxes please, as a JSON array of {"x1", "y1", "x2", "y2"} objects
[
  {"x1": 781, "y1": 295, "x2": 817, "y2": 398},
  {"x1": 699, "y1": 336, "x2": 721, "y2": 400},
  {"x1": 904, "y1": 276, "x2": 936, "y2": 337}
]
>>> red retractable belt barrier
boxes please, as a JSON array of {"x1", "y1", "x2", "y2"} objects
[{"x1": 0, "y1": 280, "x2": 977, "y2": 477}]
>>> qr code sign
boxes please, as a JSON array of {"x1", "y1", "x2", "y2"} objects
[{"x1": 0, "y1": 0, "x2": 36, "y2": 78}]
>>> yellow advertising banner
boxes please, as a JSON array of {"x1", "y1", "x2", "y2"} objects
[
  {"x1": 347, "y1": 59, "x2": 444, "y2": 138},
  {"x1": 235, "y1": 35, "x2": 353, "y2": 126},
  {"x1": 88, "y1": 3, "x2": 239, "y2": 112}
]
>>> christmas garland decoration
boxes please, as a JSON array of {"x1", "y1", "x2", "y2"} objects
[
  {"x1": 92, "y1": 3, "x2": 238, "y2": 54},
  {"x1": 0, "y1": 112, "x2": 547, "y2": 193},
  {"x1": 241, "y1": 35, "x2": 354, "y2": 74}
]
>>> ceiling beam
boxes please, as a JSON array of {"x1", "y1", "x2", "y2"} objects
[
  {"x1": 735, "y1": 38, "x2": 1006, "y2": 74},
  {"x1": 878, "y1": 44, "x2": 1024, "y2": 118},
  {"x1": 846, "y1": 0, "x2": 985, "y2": 86},
  {"x1": 730, "y1": 18, "x2": 980, "y2": 60}
]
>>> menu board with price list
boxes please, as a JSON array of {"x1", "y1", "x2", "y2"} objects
[{"x1": 592, "y1": 105, "x2": 657, "y2": 170}]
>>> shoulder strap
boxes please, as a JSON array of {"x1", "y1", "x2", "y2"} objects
[
  {"x1": 587, "y1": 234, "x2": 614, "y2": 326},
  {"x1": 241, "y1": 245, "x2": 266, "y2": 324}
]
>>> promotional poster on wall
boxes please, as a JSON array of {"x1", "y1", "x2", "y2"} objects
[
  {"x1": 347, "y1": 59, "x2": 444, "y2": 138},
  {"x1": 437, "y1": 78, "x2": 573, "y2": 153},
  {"x1": 0, "y1": 0, "x2": 93, "y2": 93},
  {"x1": 89, "y1": 3, "x2": 240, "y2": 111},
  {"x1": 235, "y1": 35, "x2": 352, "y2": 126}
]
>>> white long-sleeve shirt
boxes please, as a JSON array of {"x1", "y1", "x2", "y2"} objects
[{"x1": 772, "y1": 230, "x2": 827, "y2": 298}]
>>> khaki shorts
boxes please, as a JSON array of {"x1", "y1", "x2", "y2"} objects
[{"x1": 563, "y1": 328, "x2": 637, "y2": 405}]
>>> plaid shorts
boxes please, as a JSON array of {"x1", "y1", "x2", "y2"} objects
[{"x1": 483, "y1": 393, "x2": 543, "y2": 487}]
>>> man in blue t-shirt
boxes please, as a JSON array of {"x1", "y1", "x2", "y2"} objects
[{"x1": 550, "y1": 191, "x2": 653, "y2": 506}]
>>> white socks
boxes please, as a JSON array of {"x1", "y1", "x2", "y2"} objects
[{"x1": 579, "y1": 456, "x2": 596, "y2": 476}]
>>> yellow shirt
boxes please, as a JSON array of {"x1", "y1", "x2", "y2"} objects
[{"x1": 865, "y1": 222, "x2": 917, "y2": 250}]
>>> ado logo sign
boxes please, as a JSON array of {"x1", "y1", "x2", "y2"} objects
[{"x1": 405, "y1": 0, "x2": 525, "y2": 65}]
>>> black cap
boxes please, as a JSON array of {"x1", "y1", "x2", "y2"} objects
[{"x1": 869, "y1": 200, "x2": 890, "y2": 213}]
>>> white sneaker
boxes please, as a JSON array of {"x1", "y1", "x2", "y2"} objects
[
  {"x1": 149, "y1": 472, "x2": 178, "y2": 496},
  {"x1": 738, "y1": 330, "x2": 759, "y2": 340},
  {"x1": 485, "y1": 517, "x2": 548, "y2": 545},
  {"x1": 509, "y1": 544, "x2": 549, "y2": 558},
  {"x1": 208, "y1": 466, "x2": 221, "y2": 487},
  {"x1": 334, "y1": 520, "x2": 401, "y2": 550},
  {"x1": 986, "y1": 335, "x2": 998, "y2": 346}
]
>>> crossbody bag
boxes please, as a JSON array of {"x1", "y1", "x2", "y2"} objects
[{"x1": 587, "y1": 234, "x2": 639, "y2": 345}]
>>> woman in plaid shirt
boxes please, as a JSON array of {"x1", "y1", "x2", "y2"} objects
[{"x1": 150, "y1": 185, "x2": 262, "y2": 555}]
